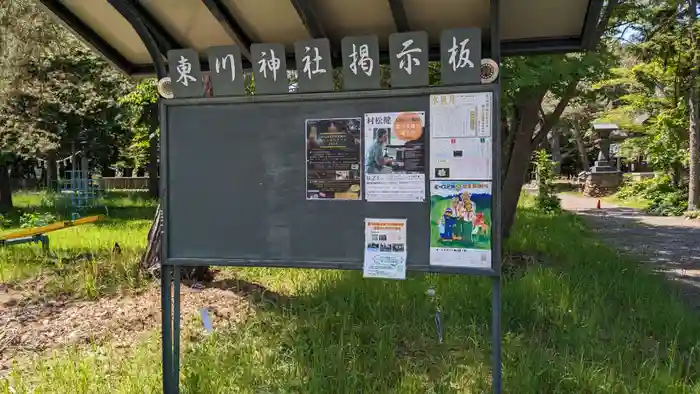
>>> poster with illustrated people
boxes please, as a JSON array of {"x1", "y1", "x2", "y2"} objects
[
  {"x1": 363, "y1": 112, "x2": 426, "y2": 202},
  {"x1": 429, "y1": 181, "x2": 492, "y2": 268},
  {"x1": 306, "y1": 117, "x2": 362, "y2": 200}
]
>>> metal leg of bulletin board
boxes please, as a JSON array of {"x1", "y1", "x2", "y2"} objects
[
  {"x1": 161, "y1": 264, "x2": 181, "y2": 394},
  {"x1": 173, "y1": 266, "x2": 182, "y2": 394},
  {"x1": 492, "y1": 277, "x2": 502, "y2": 393},
  {"x1": 489, "y1": 0, "x2": 502, "y2": 392},
  {"x1": 161, "y1": 265, "x2": 174, "y2": 394}
]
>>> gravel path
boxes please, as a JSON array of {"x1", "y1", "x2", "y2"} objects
[{"x1": 559, "y1": 193, "x2": 700, "y2": 293}]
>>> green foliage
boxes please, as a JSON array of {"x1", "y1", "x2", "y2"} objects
[
  {"x1": 595, "y1": 0, "x2": 700, "y2": 212},
  {"x1": 0, "y1": 46, "x2": 133, "y2": 170},
  {"x1": 684, "y1": 210, "x2": 700, "y2": 219},
  {"x1": 0, "y1": 214, "x2": 13, "y2": 228},
  {"x1": 595, "y1": 61, "x2": 689, "y2": 174},
  {"x1": 19, "y1": 211, "x2": 56, "y2": 228},
  {"x1": 38, "y1": 191, "x2": 72, "y2": 213},
  {"x1": 118, "y1": 79, "x2": 159, "y2": 169},
  {"x1": 617, "y1": 175, "x2": 688, "y2": 215},
  {"x1": 533, "y1": 150, "x2": 561, "y2": 213}
]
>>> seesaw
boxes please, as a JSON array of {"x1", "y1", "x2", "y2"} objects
[{"x1": 0, "y1": 215, "x2": 104, "y2": 251}]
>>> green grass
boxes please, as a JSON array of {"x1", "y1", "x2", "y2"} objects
[
  {"x1": 2, "y1": 193, "x2": 700, "y2": 393},
  {"x1": 560, "y1": 190, "x2": 651, "y2": 210},
  {"x1": 0, "y1": 191, "x2": 155, "y2": 298},
  {"x1": 603, "y1": 194, "x2": 650, "y2": 210}
]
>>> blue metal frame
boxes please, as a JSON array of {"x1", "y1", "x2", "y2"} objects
[{"x1": 0, "y1": 234, "x2": 49, "y2": 251}]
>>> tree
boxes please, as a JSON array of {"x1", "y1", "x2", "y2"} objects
[
  {"x1": 0, "y1": 0, "x2": 133, "y2": 203},
  {"x1": 688, "y1": 0, "x2": 699, "y2": 211},
  {"x1": 596, "y1": 60, "x2": 688, "y2": 182},
  {"x1": 0, "y1": 48, "x2": 133, "y2": 188},
  {"x1": 498, "y1": 0, "x2": 622, "y2": 236},
  {"x1": 119, "y1": 79, "x2": 160, "y2": 198},
  {"x1": 596, "y1": 0, "x2": 699, "y2": 194},
  {"x1": 0, "y1": 0, "x2": 72, "y2": 208}
]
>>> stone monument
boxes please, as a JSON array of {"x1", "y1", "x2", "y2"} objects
[{"x1": 583, "y1": 123, "x2": 623, "y2": 197}]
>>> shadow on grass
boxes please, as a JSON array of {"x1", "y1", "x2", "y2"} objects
[
  {"x1": 6, "y1": 190, "x2": 157, "y2": 224},
  {"x1": 178, "y1": 206, "x2": 700, "y2": 393},
  {"x1": 569, "y1": 205, "x2": 700, "y2": 308}
]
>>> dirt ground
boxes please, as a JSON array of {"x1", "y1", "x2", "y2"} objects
[{"x1": 0, "y1": 276, "x2": 253, "y2": 374}]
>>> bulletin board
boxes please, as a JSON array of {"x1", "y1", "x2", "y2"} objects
[{"x1": 161, "y1": 85, "x2": 499, "y2": 276}]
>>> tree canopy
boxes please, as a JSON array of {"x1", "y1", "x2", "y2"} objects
[{"x1": 0, "y1": 0, "x2": 697, "y2": 223}]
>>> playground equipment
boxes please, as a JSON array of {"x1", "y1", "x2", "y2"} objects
[
  {"x1": 59, "y1": 169, "x2": 102, "y2": 218},
  {"x1": 57, "y1": 149, "x2": 102, "y2": 218},
  {"x1": 0, "y1": 215, "x2": 104, "y2": 251}
]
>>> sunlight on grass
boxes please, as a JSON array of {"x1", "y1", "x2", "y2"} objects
[
  {"x1": 604, "y1": 194, "x2": 650, "y2": 210},
  {"x1": 2, "y1": 193, "x2": 700, "y2": 393},
  {"x1": 1, "y1": 334, "x2": 163, "y2": 394},
  {"x1": 560, "y1": 189, "x2": 650, "y2": 210},
  {"x1": 0, "y1": 191, "x2": 155, "y2": 298}
]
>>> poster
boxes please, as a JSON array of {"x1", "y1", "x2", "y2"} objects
[
  {"x1": 306, "y1": 117, "x2": 362, "y2": 200},
  {"x1": 363, "y1": 218, "x2": 408, "y2": 279},
  {"x1": 429, "y1": 181, "x2": 492, "y2": 268},
  {"x1": 429, "y1": 93, "x2": 492, "y2": 180},
  {"x1": 364, "y1": 112, "x2": 426, "y2": 202}
]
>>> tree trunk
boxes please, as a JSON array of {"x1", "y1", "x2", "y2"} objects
[
  {"x1": 550, "y1": 128, "x2": 562, "y2": 176},
  {"x1": 0, "y1": 162, "x2": 13, "y2": 213},
  {"x1": 501, "y1": 95, "x2": 543, "y2": 237},
  {"x1": 572, "y1": 123, "x2": 590, "y2": 172},
  {"x1": 46, "y1": 151, "x2": 57, "y2": 191},
  {"x1": 147, "y1": 134, "x2": 159, "y2": 198},
  {"x1": 688, "y1": 0, "x2": 699, "y2": 211}
]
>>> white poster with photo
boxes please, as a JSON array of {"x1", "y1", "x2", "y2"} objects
[
  {"x1": 429, "y1": 92, "x2": 493, "y2": 180},
  {"x1": 363, "y1": 218, "x2": 408, "y2": 280},
  {"x1": 364, "y1": 112, "x2": 426, "y2": 202}
]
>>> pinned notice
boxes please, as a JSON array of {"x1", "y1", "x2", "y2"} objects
[
  {"x1": 429, "y1": 93, "x2": 492, "y2": 180},
  {"x1": 364, "y1": 112, "x2": 426, "y2": 202},
  {"x1": 363, "y1": 218, "x2": 407, "y2": 280},
  {"x1": 429, "y1": 181, "x2": 492, "y2": 268},
  {"x1": 306, "y1": 118, "x2": 363, "y2": 200}
]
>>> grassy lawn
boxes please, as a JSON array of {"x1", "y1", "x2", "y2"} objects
[
  {"x1": 0, "y1": 191, "x2": 155, "y2": 298},
  {"x1": 560, "y1": 190, "x2": 651, "y2": 210},
  {"x1": 602, "y1": 194, "x2": 650, "y2": 210},
  {"x1": 2, "y1": 193, "x2": 700, "y2": 393}
]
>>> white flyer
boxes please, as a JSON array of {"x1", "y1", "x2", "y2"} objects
[
  {"x1": 429, "y1": 93, "x2": 493, "y2": 180},
  {"x1": 364, "y1": 112, "x2": 426, "y2": 202},
  {"x1": 363, "y1": 218, "x2": 408, "y2": 280}
]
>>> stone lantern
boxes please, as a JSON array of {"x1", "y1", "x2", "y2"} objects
[{"x1": 583, "y1": 123, "x2": 625, "y2": 197}]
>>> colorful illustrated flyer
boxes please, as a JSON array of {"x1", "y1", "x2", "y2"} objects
[
  {"x1": 364, "y1": 112, "x2": 426, "y2": 202},
  {"x1": 429, "y1": 93, "x2": 492, "y2": 180},
  {"x1": 429, "y1": 181, "x2": 492, "y2": 268},
  {"x1": 306, "y1": 117, "x2": 362, "y2": 200},
  {"x1": 363, "y1": 218, "x2": 408, "y2": 279}
]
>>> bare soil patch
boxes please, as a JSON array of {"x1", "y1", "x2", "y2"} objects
[{"x1": 0, "y1": 276, "x2": 253, "y2": 374}]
